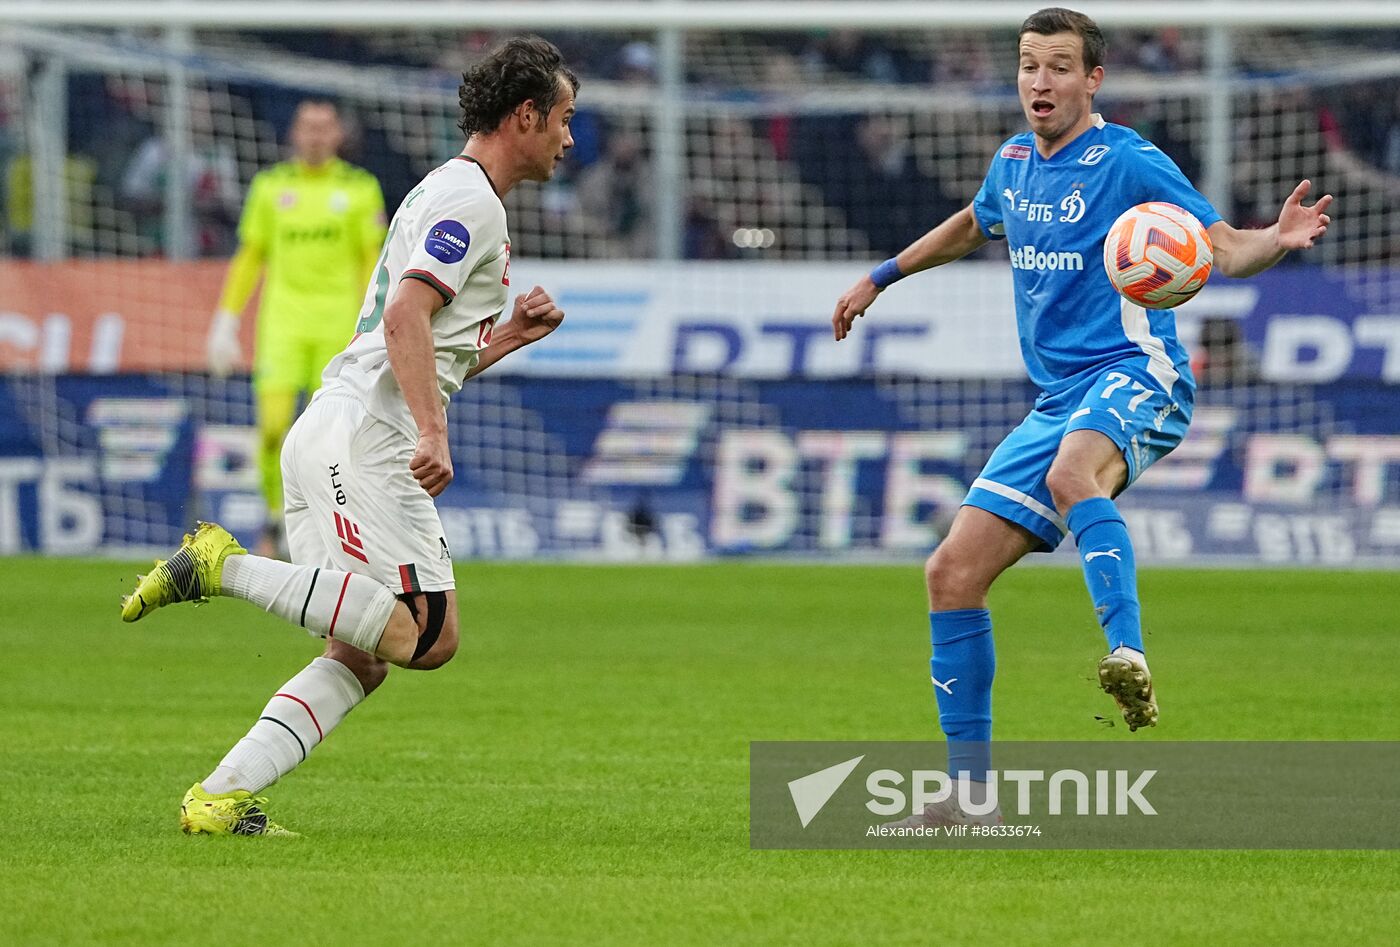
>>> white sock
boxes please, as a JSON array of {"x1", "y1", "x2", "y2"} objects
[
  {"x1": 221, "y1": 554, "x2": 397, "y2": 655},
  {"x1": 202, "y1": 657, "x2": 367, "y2": 794}
]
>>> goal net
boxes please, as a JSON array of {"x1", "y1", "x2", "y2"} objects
[{"x1": 2, "y1": 13, "x2": 1399, "y2": 564}]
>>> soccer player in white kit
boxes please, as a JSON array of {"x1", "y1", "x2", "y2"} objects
[{"x1": 120, "y1": 37, "x2": 578, "y2": 835}]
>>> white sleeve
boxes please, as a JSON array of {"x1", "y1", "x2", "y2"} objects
[{"x1": 399, "y1": 188, "x2": 503, "y2": 304}]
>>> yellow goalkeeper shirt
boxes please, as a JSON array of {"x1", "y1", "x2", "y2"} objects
[{"x1": 236, "y1": 158, "x2": 386, "y2": 343}]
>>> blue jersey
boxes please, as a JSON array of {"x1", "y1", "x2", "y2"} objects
[{"x1": 971, "y1": 115, "x2": 1221, "y2": 399}]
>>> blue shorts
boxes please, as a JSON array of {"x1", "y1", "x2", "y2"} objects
[{"x1": 963, "y1": 362, "x2": 1194, "y2": 551}]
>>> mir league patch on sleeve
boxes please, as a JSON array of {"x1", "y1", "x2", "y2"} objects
[{"x1": 425, "y1": 220, "x2": 471, "y2": 263}]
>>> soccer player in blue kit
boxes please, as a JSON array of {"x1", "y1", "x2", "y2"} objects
[{"x1": 832, "y1": 8, "x2": 1332, "y2": 823}]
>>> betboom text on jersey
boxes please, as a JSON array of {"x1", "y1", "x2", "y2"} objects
[{"x1": 1008, "y1": 245, "x2": 1085, "y2": 272}]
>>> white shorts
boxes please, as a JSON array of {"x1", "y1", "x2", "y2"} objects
[{"x1": 281, "y1": 391, "x2": 454, "y2": 593}]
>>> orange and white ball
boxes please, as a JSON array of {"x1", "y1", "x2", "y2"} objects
[{"x1": 1103, "y1": 202, "x2": 1213, "y2": 310}]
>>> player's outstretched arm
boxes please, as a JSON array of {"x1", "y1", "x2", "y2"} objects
[
  {"x1": 464, "y1": 286, "x2": 564, "y2": 380},
  {"x1": 832, "y1": 205, "x2": 988, "y2": 341},
  {"x1": 384, "y1": 278, "x2": 454, "y2": 497},
  {"x1": 1209, "y1": 179, "x2": 1333, "y2": 280}
]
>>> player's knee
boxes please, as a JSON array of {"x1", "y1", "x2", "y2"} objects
[
  {"x1": 923, "y1": 552, "x2": 941, "y2": 594},
  {"x1": 1045, "y1": 463, "x2": 1094, "y2": 514},
  {"x1": 410, "y1": 621, "x2": 458, "y2": 671},
  {"x1": 400, "y1": 591, "x2": 458, "y2": 671},
  {"x1": 925, "y1": 547, "x2": 987, "y2": 609}
]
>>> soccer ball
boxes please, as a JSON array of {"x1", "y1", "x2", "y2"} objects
[{"x1": 1102, "y1": 202, "x2": 1213, "y2": 310}]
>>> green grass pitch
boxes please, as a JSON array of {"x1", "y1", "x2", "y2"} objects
[{"x1": 3, "y1": 558, "x2": 1397, "y2": 944}]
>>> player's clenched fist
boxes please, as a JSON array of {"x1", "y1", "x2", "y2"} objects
[
  {"x1": 832, "y1": 274, "x2": 881, "y2": 341},
  {"x1": 410, "y1": 429, "x2": 454, "y2": 497},
  {"x1": 513, "y1": 285, "x2": 565, "y2": 343}
]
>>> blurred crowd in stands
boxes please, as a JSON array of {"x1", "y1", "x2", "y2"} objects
[{"x1": 3, "y1": 27, "x2": 1400, "y2": 261}]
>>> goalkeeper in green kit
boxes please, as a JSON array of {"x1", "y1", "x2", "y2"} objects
[{"x1": 207, "y1": 99, "x2": 386, "y2": 554}]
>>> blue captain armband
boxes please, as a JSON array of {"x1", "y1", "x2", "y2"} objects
[{"x1": 869, "y1": 257, "x2": 905, "y2": 289}]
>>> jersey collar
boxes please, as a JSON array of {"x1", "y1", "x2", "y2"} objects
[
  {"x1": 453, "y1": 154, "x2": 501, "y2": 198},
  {"x1": 1036, "y1": 114, "x2": 1105, "y2": 163}
]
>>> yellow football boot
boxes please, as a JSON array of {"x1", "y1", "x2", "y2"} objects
[
  {"x1": 121, "y1": 522, "x2": 246, "y2": 622},
  {"x1": 179, "y1": 783, "x2": 299, "y2": 837}
]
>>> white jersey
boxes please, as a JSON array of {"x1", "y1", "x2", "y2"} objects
[{"x1": 320, "y1": 155, "x2": 510, "y2": 439}]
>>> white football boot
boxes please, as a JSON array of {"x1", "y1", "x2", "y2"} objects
[{"x1": 1098, "y1": 646, "x2": 1158, "y2": 731}]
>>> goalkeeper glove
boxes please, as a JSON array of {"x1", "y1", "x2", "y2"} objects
[{"x1": 207, "y1": 309, "x2": 243, "y2": 377}]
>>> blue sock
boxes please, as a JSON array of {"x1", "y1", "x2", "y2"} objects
[
  {"x1": 929, "y1": 609, "x2": 994, "y2": 782},
  {"x1": 1067, "y1": 497, "x2": 1144, "y2": 653}
]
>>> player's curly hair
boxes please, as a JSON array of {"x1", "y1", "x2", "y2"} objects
[
  {"x1": 1020, "y1": 7, "x2": 1106, "y2": 72},
  {"x1": 457, "y1": 36, "x2": 580, "y2": 139}
]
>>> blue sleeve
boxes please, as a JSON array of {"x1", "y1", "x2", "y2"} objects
[
  {"x1": 1129, "y1": 143, "x2": 1222, "y2": 228},
  {"x1": 971, "y1": 158, "x2": 1005, "y2": 241}
]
